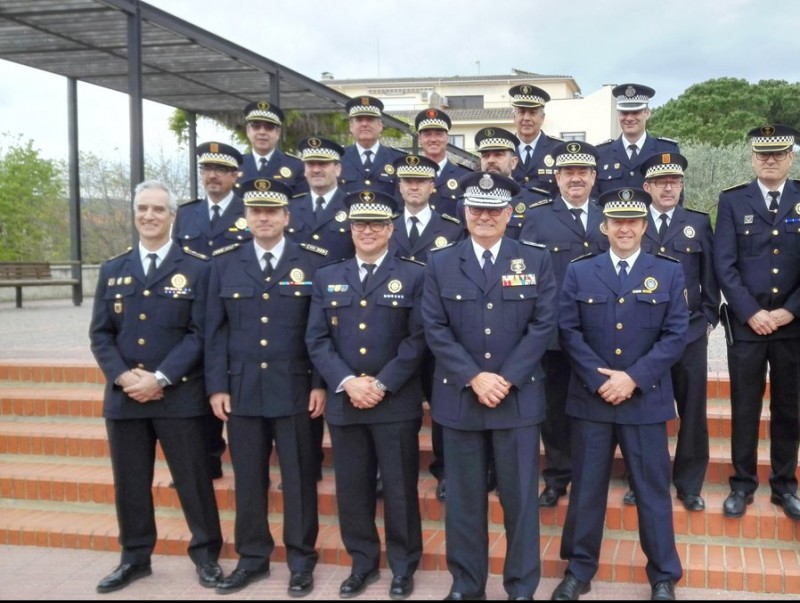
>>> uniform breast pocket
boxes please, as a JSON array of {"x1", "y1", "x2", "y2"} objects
[
  {"x1": 376, "y1": 295, "x2": 414, "y2": 332},
  {"x1": 634, "y1": 292, "x2": 670, "y2": 330},
  {"x1": 597, "y1": 165, "x2": 623, "y2": 182},
  {"x1": 155, "y1": 288, "x2": 195, "y2": 328},
  {"x1": 102, "y1": 285, "x2": 136, "y2": 325},
  {"x1": 671, "y1": 239, "x2": 702, "y2": 257},
  {"x1": 219, "y1": 286, "x2": 254, "y2": 328},
  {"x1": 278, "y1": 284, "x2": 313, "y2": 325},
  {"x1": 576, "y1": 292, "x2": 608, "y2": 330},
  {"x1": 327, "y1": 220, "x2": 349, "y2": 235},
  {"x1": 501, "y1": 286, "x2": 539, "y2": 332},
  {"x1": 323, "y1": 292, "x2": 353, "y2": 331},
  {"x1": 783, "y1": 221, "x2": 800, "y2": 256},
  {"x1": 440, "y1": 287, "x2": 478, "y2": 330},
  {"x1": 734, "y1": 223, "x2": 763, "y2": 257}
]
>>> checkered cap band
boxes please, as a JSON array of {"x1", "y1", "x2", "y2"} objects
[
  {"x1": 242, "y1": 190, "x2": 289, "y2": 207},
  {"x1": 199, "y1": 152, "x2": 240, "y2": 168},
  {"x1": 752, "y1": 135, "x2": 794, "y2": 151},
  {"x1": 396, "y1": 164, "x2": 436, "y2": 178},
  {"x1": 555, "y1": 152, "x2": 596, "y2": 167},
  {"x1": 644, "y1": 163, "x2": 684, "y2": 178},
  {"x1": 246, "y1": 109, "x2": 281, "y2": 125},
  {"x1": 416, "y1": 117, "x2": 449, "y2": 131},
  {"x1": 301, "y1": 147, "x2": 341, "y2": 162},
  {"x1": 512, "y1": 93, "x2": 547, "y2": 107},
  {"x1": 348, "y1": 104, "x2": 382, "y2": 118},
  {"x1": 348, "y1": 203, "x2": 394, "y2": 220},
  {"x1": 603, "y1": 199, "x2": 647, "y2": 217},
  {"x1": 478, "y1": 137, "x2": 516, "y2": 152},
  {"x1": 463, "y1": 186, "x2": 513, "y2": 206}
]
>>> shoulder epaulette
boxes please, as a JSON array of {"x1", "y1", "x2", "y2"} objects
[
  {"x1": 722, "y1": 181, "x2": 749, "y2": 193},
  {"x1": 285, "y1": 151, "x2": 302, "y2": 160},
  {"x1": 596, "y1": 139, "x2": 614, "y2": 146},
  {"x1": 519, "y1": 239, "x2": 546, "y2": 249},
  {"x1": 441, "y1": 213, "x2": 461, "y2": 224},
  {"x1": 398, "y1": 256, "x2": 425, "y2": 266},
  {"x1": 684, "y1": 207, "x2": 709, "y2": 215},
  {"x1": 292, "y1": 192, "x2": 309, "y2": 199},
  {"x1": 430, "y1": 242, "x2": 456, "y2": 252},
  {"x1": 300, "y1": 243, "x2": 329, "y2": 257},
  {"x1": 657, "y1": 136, "x2": 679, "y2": 144},
  {"x1": 547, "y1": 134, "x2": 565, "y2": 143},
  {"x1": 177, "y1": 198, "x2": 202, "y2": 208},
  {"x1": 212, "y1": 243, "x2": 241, "y2": 256},
  {"x1": 107, "y1": 247, "x2": 133, "y2": 261},
  {"x1": 528, "y1": 198, "x2": 553, "y2": 209},
  {"x1": 656, "y1": 252, "x2": 681, "y2": 263},
  {"x1": 529, "y1": 186, "x2": 551, "y2": 196},
  {"x1": 182, "y1": 247, "x2": 210, "y2": 261},
  {"x1": 319, "y1": 257, "x2": 349, "y2": 269},
  {"x1": 571, "y1": 253, "x2": 594, "y2": 263}
]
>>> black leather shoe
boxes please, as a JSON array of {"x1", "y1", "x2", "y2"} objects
[
  {"x1": 288, "y1": 571, "x2": 314, "y2": 597},
  {"x1": 551, "y1": 573, "x2": 591, "y2": 600},
  {"x1": 771, "y1": 492, "x2": 800, "y2": 520},
  {"x1": 215, "y1": 566, "x2": 270, "y2": 594},
  {"x1": 436, "y1": 477, "x2": 446, "y2": 501},
  {"x1": 96, "y1": 563, "x2": 152, "y2": 593},
  {"x1": 444, "y1": 591, "x2": 487, "y2": 600},
  {"x1": 651, "y1": 580, "x2": 676, "y2": 600},
  {"x1": 538, "y1": 486, "x2": 565, "y2": 508},
  {"x1": 339, "y1": 569, "x2": 379, "y2": 598},
  {"x1": 723, "y1": 490, "x2": 753, "y2": 518},
  {"x1": 389, "y1": 575, "x2": 414, "y2": 599},
  {"x1": 677, "y1": 492, "x2": 705, "y2": 512},
  {"x1": 623, "y1": 489, "x2": 637, "y2": 506},
  {"x1": 196, "y1": 561, "x2": 223, "y2": 588}
]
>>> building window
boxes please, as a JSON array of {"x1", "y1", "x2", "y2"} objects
[
  {"x1": 448, "y1": 134, "x2": 465, "y2": 149},
  {"x1": 444, "y1": 95, "x2": 483, "y2": 109},
  {"x1": 561, "y1": 131, "x2": 586, "y2": 141}
]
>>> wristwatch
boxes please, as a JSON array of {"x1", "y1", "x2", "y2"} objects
[
  {"x1": 374, "y1": 380, "x2": 388, "y2": 392},
  {"x1": 154, "y1": 371, "x2": 170, "y2": 389}
]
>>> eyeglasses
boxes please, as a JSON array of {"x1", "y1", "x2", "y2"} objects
[
  {"x1": 201, "y1": 165, "x2": 237, "y2": 175},
  {"x1": 651, "y1": 178, "x2": 684, "y2": 189},
  {"x1": 351, "y1": 221, "x2": 390, "y2": 232},
  {"x1": 467, "y1": 206, "x2": 504, "y2": 217},
  {"x1": 754, "y1": 151, "x2": 789, "y2": 162},
  {"x1": 247, "y1": 121, "x2": 279, "y2": 131}
]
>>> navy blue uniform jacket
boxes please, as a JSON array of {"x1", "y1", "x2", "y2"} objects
[
  {"x1": 173, "y1": 195, "x2": 251, "y2": 254},
  {"x1": 558, "y1": 252, "x2": 689, "y2": 424},
  {"x1": 389, "y1": 211, "x2": 465, "y2": 263},
  {"x1": 422, "y1": 237, "x2": 558, "y2": 430},
  {"x1": 286, "y1": 188, "x2": 355, "y2": 261},
  {"x1": 512, "y1": 131, "x2": 562, "y2": 196},
  {"x1": 90, "y1": 246, "x2": 210, "y2": 419},
  {"x1": 339, "y1": 144, "x2": 406, "y2": 196},
  {"x1": 594, "y1": 136, "x2": 680, "y2": 196},
  {"x1": 430, "y1": 159, "x2": 472, "y2": 217},
  {"x1": 238, "y1": 149, "x2": 307, "y2": 195}
]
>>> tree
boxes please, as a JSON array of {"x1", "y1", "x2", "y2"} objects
[
  {"x1": 649, "y1": 78, "x2": 800, "y2": 146},
  {"x1": 0, "y1": 135, "x2": 67, "y2": 261}
]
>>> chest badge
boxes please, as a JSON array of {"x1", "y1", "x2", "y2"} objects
[
  {"x1": 171, "y1": 274, "x2": 187, "y2": 289},
  {"x1": 447, "y1": 178, "x2": 458, "y2": 190},
  {"x1": 510, "y1": 258, "x2": 526, "y2": 274},
  {"x1": 643, "y1": 276, "x2": 658, "y2": 292},
  {"x1": 235, "y1": 217, "x2": 247, "y2": 230},
  {"x1": 543, "y1": 154, "x2": 554, "y2": 167},
  {"x1": 388, "y1": 279, "x2": 402, "y2": 293},
  {"x1": 683, "y1": 226, "x2": 695, "y2": 238},
  {"x1": 514, "y1": 202, "x2": 526, "y2": 215},
  {"x1": 335, "y1": 210, "x2": 347, "y2": 223},
  {"x1": 279, "y1": 166, "x2": 292, "y2": 178},
  {"x1": 290, "y1": 268, "x2": 305, "y2": 283},
  {"x1": 434, "y1": 236, "x2": 448, "y2": 248}
]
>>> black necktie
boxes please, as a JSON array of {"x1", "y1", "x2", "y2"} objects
[
  {"x1": 628, "y1": 144, "x2": 639, "y2": 162},
  {"x1": 482, "y1": 249, "x2": 493, "y2": 283},
  {"x1": 363, "y1": 150, "x2": 373, "y2": 172},
  {"x1": 618, "y1": 260, "x2": 629, "y2": 285},
  {"x1": 259, "y1": 156, "x2": 268, "y2": 174},
  {"x1": 768, "y1": 190, "x2": 780, "y2": 213},
  {"x1": 523, "y1": 144, "x2": 533, "y2": 168},
  {"x1": 210, "y1": 204, "x2": 221, "y2": 227},
  {"x1": 658, "y1": 213, "x2": 669, "y2": 241},
  {"x1": 315, "y1": 196, "x2": 325, "y2": 219},
  {"x1": 262, "y1": 252, "x2": 274, "y2": 279},
  {"x1": 569, "y1": 208, "x2": 585, "y2": 235},
  {"x1": 362, "y1": 263, "x2": 376, "y2": 290},
  {"x1": 145, "y1": 253, "x2": 158, "y2": 280},
  {"x1": 409, "y1": 216, "x2": 421, "y2": 246}
]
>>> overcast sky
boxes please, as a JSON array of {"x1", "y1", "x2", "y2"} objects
[{"x1": 1, "y1": 0, "x2": 798, "y2": 161}]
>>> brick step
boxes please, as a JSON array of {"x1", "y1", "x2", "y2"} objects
[
  {"x1": 0, "y1": 362, "x2": 104, "y2": 384},
  {"x1": 1, "y1": 502, "x2": 797, "y2": 593},
  {"x1": 2, "y1": 457, "x2": 798, "y2": 541}
]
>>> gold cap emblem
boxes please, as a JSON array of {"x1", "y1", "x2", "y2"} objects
[
  {"x1": 567, "y1": 142, "x2": 581, "y2": 153},
  {"x1": 257, "y1": 101, "x2": 270, "y2": 110},
  {"x1": 360, "y1": 191, "x2": 374, "y2": 203},
  {"x1": 254, "y1": 179, "x2": 271, "y2": 191},
  {"x1": 308, "y1": 137, "x2": 321, "y2": 147}
]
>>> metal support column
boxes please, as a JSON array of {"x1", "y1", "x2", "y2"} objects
[
  {"x1": 67, "y1": 77, "x2": 83, "y2": 306},
  {"x1": 127, "y1": 0, "x2": 145, "y2": 242}
]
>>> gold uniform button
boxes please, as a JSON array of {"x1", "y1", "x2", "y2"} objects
[
  {"x1": 138, "y1": 338, "x2": 145, "y2": 345},
  {"x1": 262, "y1": 293, "x2": 270, "y2": 300},
  {"x1": 360, "y1": 300, "x2": 368, "y2": 307},
  {"x1": 295, "y1": 291, "x2": 301, "y2": 296},
  {"x1": 143, "y1": 290, "x2": 151, "y2": 297},
  {"x1": 615, "y1": 348, "x2": 622, "y2": 356},
  {"x1": 392, "y1": 301, "x2": 398, "y2": 306},
  {"x1": 331, "y1": 300, "x2": 338, "y2": 306},
  {"x1": 616, "y1": 323, "x2": 623, "y2": 330},
  {"x1": 484, "y1": 352, "x2": 492, "y2": 359},
  {"x1": 261, "y1": 316, "x2": 268, "y2": 323},
  {"x1": 208, "y1": 241, "x2": 214, "y2": 246},
  {"x1": 365, "y1": 179, "x2": 372, "y2": 185},
  {"x1": 456, "y1": 294, "x2": 462, "y2": 300},
  {"x1": 233, "y1": 293, "x2": 240, "y2": 299},
  {"x1": 588, "y1": 298, "x2": 594, "y2": 303},
  {"x1": 659, "y1": 246, "x2": 666, "y2": 253},
  {"x1": 583, "y1": 241, "x2": 589, "y2": 248},
  {"x1": 553, "y1": 246, "x2": 560, "y2": 252},
  {"x1": 359, "y1": 347, "x2": 367, "y2": 355},
  {"x1": 772, "y1": 230, "x2": 779, "y2": 236},
  {"x1": 773, "y1": 249, "x2": 780, "y2": 255},
  {"x1": 772, "y1": 287, "x2": 779, "y2": 294},
  {"x1": 410, "y1": 256, "x2": 416, "y2": 261},
  {"x1": 312, "y1": 234, "x2": 320, "y2": 240},
  {"x1": 619, "y1": 297, "x2": 625, "y2": 304},
  {"x1": 359, "y1": 323, "x2": 367, "y2": 330},
  {"x1": 115, "y1": 293, "x2": 122, "y2": 299},
  {"x1": 139, "y1": 313, "x2": 147, "y2": 320},
  {"x1": 260, "y1": 339, "x2": 268, "y2": 346},
  {"x1": 487, "y1": 303, "x2": 493, "y2": 309},
  {"x1": 772, "y1": 268, "x2": 779, "y2": 274},
  {"x1": 485, "y1": 328, "x2": 492, "y2": 335},
  {"x1": 260, "y1": 362, "x2": 268, "y2": 369}
]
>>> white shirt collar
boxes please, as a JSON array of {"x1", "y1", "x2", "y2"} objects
[
  {"x1": 649, "y1": 205, "x2": 675, "y2": 223},
  {"x1": 139, "y1": 240, "x2": 173, "y2": 269},
  {"x1": 356, "y1": 249, "x2": 389, "y2": 277},
  {"x1": 624, "y1": 132, "x2": 647, "y2": 154},
  {"x1": 253, "y1": 149, "x2": 276, "y2": 164},
  {"x1": 405, "y1": 205, "x2": 432, "y2": 230},
  {"x1": 208, "y1": 191, "x2": 235, "y2": 218},
  {"x1": 609, "y1": 247, "x2": 641, "y2": 274},
  {"x1": 757, "y1": 180, "x2": 786, "y2": 201},
  {"x1": 517, "y1": 131, "x2": 542, "y2": 154},
  {"x1": 254, "y1": 237, "x2": 286, "y2": 266},
  {"x1": 355, "y1": 142, "x2": 380, "y2": 157},
  {"x1": 471, "y1": 237, "x2": 503, "y2": 265}
]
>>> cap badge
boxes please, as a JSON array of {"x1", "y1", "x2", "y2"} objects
[
  {"x1": 235, "y1": 217, "x2": 247, "y2": 230},
  {"x1": 619, "y1": 188, "x2": 633, "y2": 201},
  {"x1": 625, "y1": 85, "x2": 636, "y2": 98},
  {"x1": 407, "y1": 156, "x2": 420, "y2": 166},
  {"x1": 426, "y1": 108, "x2": 438, "y2": 118},
  {"x1": 290, "y1": 268, "x2": 305, "y2": 283},
  {"x1": 510, "y1": 258, "x2": 526, "y2": 274},
  {"x1": 388, "y1": 279, "x2": 402, "y2": 293},
  {"x1": 308, "y1": 137, "x2": 321, "y2": 148},
  {"x1": 521, "y1": 85, "x2": 531, "y2": 94},
  {"x1": 280, "y1": 167, "x2": 292, "y2": 178},
  {"x1": 683, "y1": 226, "x2": 695, "y2": 239},
  {"x1": 661, "y1": 153, "x2": 671, "y2": 163},
  {"x1": 447, "y1": 178, "x2": 458, "y2": 190},
  {"x1": 479, "y1": 174, "x2": 494, "y2": 190},
  {"x1": 254, "y1": 179, "x2": 271, "y2": 191},
  {"x1": 210, "y1": 142, "x2": 219, "y2": 153},
  {"x1": 361, "y1": 97, "x2": 370, "y2": 105},
  {"x1": 257, "y1": 101, "x2": 270, "y2": 110},
  {"x1": 360, "y1": 191, "x2": 374, "y2": 203},
  {"x1": 567, "y1": 142, "x2": 581, "y2": 154},
  {"x1": 762, "y1": 126, "x2": 775, "y2": 136},
  {"x1": 335, "y1": 210, "x2": 347, "y2": 222},
  {"x1": 435, "y1": 236, "x2": 448, "y2": 248},
  {"x1": 484, "y1": 128, "x2": 495, "y2": 137},
  {"x1": 171, "y1": 274, "x2": 187, "y2": 289},
  {"x1": 643, "y1": 276, "x2": 658, "y2": 291}
]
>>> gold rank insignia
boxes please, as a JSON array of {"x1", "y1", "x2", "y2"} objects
[
  {"x1": 124, "y1": 276, "x2": 132, "y2": 285},
  {"x1": 171, "y1": 274, "x2": 187, "y2": 289},
  {"x1": 107, "y1": 278, "x2": 114, "y2": 286},
  {"x1": 384, "y1": 164, "x2": 395, "y2": 175},
  {"x1": 290, "y1": 268, "x2": 305, "y2": 283},
  {"x1": 447, "y1": 178, "x2": 458, "y2": 190},
  {"x1": 435, "y1": 236, "x2": 448, "y2": 248},
  {"x1": 235, "y1": 217, "x2": 247, "y2": 230},
  {"x1": 544, "y1": 154, "x2": 554, "y2": 167},
  {"x1": 335, "y1": 210, "x2": 347, "y2": 222},
  {"x1": 643, "y1": 276, "x2": 658, "y2": 292},
  {"x1": 280, "y1": 166, "x2": 292, "y2": 178},
  {"x1": 388, "y1": 279, "x2": 402, "y2": 293},
  {"x1": 683, "y1": 226, "x2": 695, "y2": 238},
  {"x1": 515, "y1": 202, "x2": 526, "y2": 215},
  {"x1": 510, "y1": 258, "x2": 526, "y2": 274},
  {"x1": 744, "y1": 215, "x2": 753, "y2": 224}
]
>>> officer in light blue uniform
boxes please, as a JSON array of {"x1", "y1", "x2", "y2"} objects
[
  {"x1": 552, "y1": 187, "x2": 687, "y2": 601},
  {"x1": 594, "y1": 84, "x2": 680, "y2": 197},
  {"x1": 339, "y1": 96, "x2": 406, "y2": 196},
  {"x1": 423, "y1": 172, "x2": 557, "y2": 600},
  {"x1": 238, "y1": 101, "x2": 306, "y2": 194}
]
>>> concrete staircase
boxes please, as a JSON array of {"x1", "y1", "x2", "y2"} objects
[{"x1": 1, "y1": 360, "x2": 798, "y2": 594}]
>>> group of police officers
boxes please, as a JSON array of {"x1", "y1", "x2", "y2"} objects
[{"x1": 89, "y1": 82, "x2": 800, "y2": 601}]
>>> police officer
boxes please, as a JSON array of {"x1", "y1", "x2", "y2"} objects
[
  {"x1": 640, "y1": 152, "x2": 719, "y2": 512},
  {"x1": 287, "y1": 137, "x2": 353, "y2": 261},
  {"x1": 470, "y1": 126, "x2": 550, "y2": 240},
  {"x1": 90, "y1": 181, "x2": 223, "y2": 593},
  {"x1": 713, "y1": 125, "x2": 800, "y2": 521},
  {"x1": 509, "y1": 84, "x2": 562, "y2": 196},
  {"x1": 390, "y1": 153, "x2": 465, "y2": 501},
  {"x1": 306, "y1": 190, "x2": 426, "y2": 600},
  {"x1": 552, "y1": 187, "x2": 687, "y2": 601},
  {"x1": 238, "y1": 100, "x2": 306, "y2": 194},
  {"x1": 414, "y1": 107, "x2": 472, "y2": 217},
  {"x1": 173, "y1": 141, "x2": 246, "y2": 481},
  {"x1": 206, "y1": 178, "x2": 326, "y2": 597},
  {"x1": 519, "y1": 141, "x2": 608, "y2": 508},
  {"x1": 423, "y1": 172, "x2": 557, "y2": 600},
  {"x1": 594, "y1": 84, "x2": 680, "y2": 197},
  {"x1": 340, "y1": 95, "x2": 406, "y2": 196}
]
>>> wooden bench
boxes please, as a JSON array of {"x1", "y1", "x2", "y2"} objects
[{"x1": 0, "y1": 262, "x2": 81, "y2": 308}]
